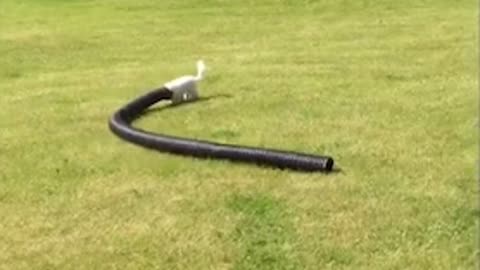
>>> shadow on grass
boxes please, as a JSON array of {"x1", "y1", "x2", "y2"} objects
[
  {"x1": 276, "y1": 166, "x2": 343, "y2": 175},
  {"x1": 327, "y1": 167, "x2": 344, "y2": 174},
  {"x1": 140, "y1": 94, "x2": 232, "y2": 117}
]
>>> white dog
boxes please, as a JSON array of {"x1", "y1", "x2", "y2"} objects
[{"x1": 165, "y1": 60, "x2": 206, "y2": 105}]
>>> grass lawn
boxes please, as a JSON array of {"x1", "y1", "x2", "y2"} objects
[{"x1": 0, "y1": 0, "x2": 477, "y2": 269}]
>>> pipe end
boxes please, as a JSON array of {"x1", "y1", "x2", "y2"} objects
[{"x1": 325, "y1": 158, "x2": 334, "y2": 172}]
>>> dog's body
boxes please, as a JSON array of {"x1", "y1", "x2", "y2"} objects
[{"x1": 165, "y1": 60, "x2": 206, "y2": 104}]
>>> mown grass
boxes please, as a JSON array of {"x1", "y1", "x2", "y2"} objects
[
  {"x1": 0, "y1": 0, "x2": 477, "y2": 269},
  {"x1": 227, "y1": 193, "x2": 300, "y2": 270}
]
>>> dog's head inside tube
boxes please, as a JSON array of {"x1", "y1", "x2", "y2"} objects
[{"x1": 164, "y1": 60, "x2": 206, "y2": 105}]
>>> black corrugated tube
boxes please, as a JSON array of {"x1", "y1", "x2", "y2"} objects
[{"x1": 108, "y1": 87, "x2": 334, "y2": 172}]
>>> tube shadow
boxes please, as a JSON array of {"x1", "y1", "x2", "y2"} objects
[
  {"x1": 327, "y1": 167, "x2": 344, "y2": 174},
  {"x1": 284, "y1": 166, "x2": 343, "y2": 175},
  {"x1": 141, "y1": 94, "x2": 232, "y2": 117}
]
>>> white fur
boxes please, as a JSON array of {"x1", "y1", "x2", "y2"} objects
[
  {"x1": 195, "y1": 60, "x2": 206, "y2": 81},
  {"x1": 165, "y1": 60, "x2": 206, "y2": 104}
]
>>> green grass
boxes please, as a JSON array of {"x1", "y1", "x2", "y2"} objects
[
  {"x1": 0, "y1": 0, "x2": 477, "y2": 269},
  {"x1": 227, "y1": 193, "x2": 300, "y2": 270}
]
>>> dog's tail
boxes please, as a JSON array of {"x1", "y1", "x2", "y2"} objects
[{"x1": 195, "y1": 60, "x2": 206, "y2": 81}]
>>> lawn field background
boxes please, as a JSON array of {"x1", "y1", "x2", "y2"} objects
[{"x1": 0, "y1": 0, "x2": 477, "y2": 269}]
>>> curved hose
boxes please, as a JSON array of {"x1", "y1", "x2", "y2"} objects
[{"x1": 109, "y1": 87, "x2": 334, "y2": 172}]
